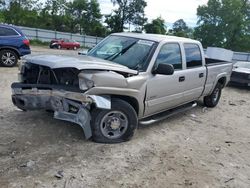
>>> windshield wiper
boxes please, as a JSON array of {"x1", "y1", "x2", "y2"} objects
[{"x1": 104, "y1": 41, "x2": 137, "y2": 61}]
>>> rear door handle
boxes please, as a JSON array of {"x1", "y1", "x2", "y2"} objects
[
  {"x1": 179, "y1": 76, "x2": 185, "y2": 82},
  {"x1": 199, "y1": 73, "x2": 204, "y2": 78}
]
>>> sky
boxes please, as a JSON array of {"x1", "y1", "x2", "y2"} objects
[{"x1": 98, "y1": 0, "x2": 208, "y2": 28}]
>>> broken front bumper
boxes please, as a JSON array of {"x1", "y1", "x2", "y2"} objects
[{"x1": 11, "y1": 83, "x2": 111, "y2": 139}]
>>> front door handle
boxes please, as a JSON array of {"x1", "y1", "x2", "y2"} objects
[
  {"x1": 179, "y1": 76, "x2": 185, "y2": 82},
  {"x1": 199, "y1": 73, "x2": 204, "y2": 78}
]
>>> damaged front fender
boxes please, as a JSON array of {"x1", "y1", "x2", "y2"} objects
[{"x1": 11, "y1": 83, "x2": 111, "y2": 139}]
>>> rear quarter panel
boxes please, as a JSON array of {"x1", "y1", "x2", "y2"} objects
[{"x1": 202, "y1": 63, "x2": 233, "y2": 97}]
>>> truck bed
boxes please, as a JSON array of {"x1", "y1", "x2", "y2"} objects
[{"x1": 205, "y1": 58, "x2": 229, "y2": 65}]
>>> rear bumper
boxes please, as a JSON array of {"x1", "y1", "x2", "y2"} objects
[{"x1": 19, "y1": 48, "x2": 31, "y2": 56}]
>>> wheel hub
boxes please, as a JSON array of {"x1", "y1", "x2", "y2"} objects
[
  {"x1": 2, "y1": 52, "x2": 15, "y2": 65},
  {"x1": 100, "y1": 111, "x2": 128, "y2": 139},
  {"x1": 110, "y1": 118, "x2": 121, "y2": 130}
]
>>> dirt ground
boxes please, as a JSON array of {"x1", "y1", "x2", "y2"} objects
[{"x1": 0, "y1": 46, "x2": 250, "y2": 188}]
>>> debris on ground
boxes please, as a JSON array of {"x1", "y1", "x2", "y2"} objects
[
  {"x1": 202, "y1": 107, "x2": 208, "y2": 113},
  {"x1": 224, "y1": 177, "x2": 234, "y2": 183},
  {"x1": 214, "y1": 146, "x2": 221, "y2": 153},
  {"x1": 190, "y1": 114, "x2": 197, "y2": 118},
  {"x1": 228, "y1": 101, "x2": 237, "y2": 106},
  {"x1": 0, "y1": 139, "x2": 16, "y2": 146},
  {"x1": 225, "y1": 141, "x2": 235, "y2": 144},
  {"x1": 55, "y1": 170, "x2": 64, "y2": 179},
  {"x1": 20, "y1": 160, "x2": 35, "y2": 168}
]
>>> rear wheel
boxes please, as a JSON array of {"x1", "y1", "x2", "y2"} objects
[
  {"x1": 0, "y1": 50, "x2": 18, "y2": 67},
  {"x1": 204, "y1": 83, "x2": 222, "y2": 107},
  {"x1": 91, "y1": 98, "x2": 138, "y2": 143}
]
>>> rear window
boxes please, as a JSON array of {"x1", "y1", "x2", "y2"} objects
[
  {"x1": 184, "y1": 43, "x2": 202, "y2": 68},
  {"x1": 0, "y1": 27, "x2": 19, "y2": 36}
]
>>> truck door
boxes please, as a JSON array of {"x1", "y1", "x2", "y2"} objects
[
  {"x1": 144, "y1": 43, "x2": 185, "y2": 116},
  {"x1": 181, "y1": 43, "x2": 206, "y2": 102}
]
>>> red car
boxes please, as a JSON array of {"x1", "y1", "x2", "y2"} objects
[{"x1": 49, "y1": 38, "x2": 80, "y2": 50}]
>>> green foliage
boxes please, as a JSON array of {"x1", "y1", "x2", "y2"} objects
[
  {"x1": 105, "y1": 0, "x2": 147, "y2": 33},
  {"x1": 30, "y1": 39, "x2": 50, "y2": 46},
  {"x1": 144, "y1": 17, "x2": 166, "y2": 34},
  {"x1": 0, "y1": 0, "x2": 108, "y2": 37},
  {"x1": 194, "y1": 0, "x2": 250, "y2": 52},
  {"x1": 168, "y1": 19, "x2": 194, "y2": 38}
]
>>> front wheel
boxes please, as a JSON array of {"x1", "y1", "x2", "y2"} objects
[
  {"x1": 91, "y1": 98, "x2": 138, "y2": 143},
  {"x1": 0, "y1": 50, "x2": 18, "y2": 67},
  {"x1": 204, "y1": 83, "x2": 222, "y2": 107}
]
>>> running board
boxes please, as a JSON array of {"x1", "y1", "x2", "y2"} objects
[{"x1": 140, "y1": 102, "x2": 197, "y2": 125}]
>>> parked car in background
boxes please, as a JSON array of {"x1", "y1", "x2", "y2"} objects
[
  {"x1": 230, "y1": 61, "x2": 250, "y2": 87},
  {"x1": 49, "y1": 38, "x2": 80, "y2": 50},
  {"x1": 0, "y1": 24, "x2": 31, "y2": 67}
]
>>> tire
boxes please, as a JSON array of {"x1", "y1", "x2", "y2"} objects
[
  {"x1": 57, "y1": 45, "x2": 61, "y2": 49},
  {"x1": 91, "y1": 98, "x2": 138, "y2": 143},
  {"x1": 0, "y1": 49, "x2": 18, "y2": 67},
  {"x1": 73, "y1": 46, "x2": 77, "y2": 50},
  {"x1": 204, "y1": 83, "x2": 222, "y2": 107}
]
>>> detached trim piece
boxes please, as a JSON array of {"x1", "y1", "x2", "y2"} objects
[{"x1": 89, "y1": 95, "x2": 111, "y2": 109}]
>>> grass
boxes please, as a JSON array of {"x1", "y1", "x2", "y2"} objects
[{"x1": 30, "y1": 39, "x2": 50, "y2": 47}]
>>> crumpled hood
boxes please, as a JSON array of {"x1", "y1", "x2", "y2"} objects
[{"x1": 23, "y1": 54, "x2": 138, "y2": 75}]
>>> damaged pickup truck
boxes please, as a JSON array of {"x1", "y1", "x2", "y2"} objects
[{"x1": 11, "y1": 33, "x2": 233, "y2": 143}]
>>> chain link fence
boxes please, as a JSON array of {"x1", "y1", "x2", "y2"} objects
[{"x1": 19, "y1": 26, "x2": 104, "y2": 48}]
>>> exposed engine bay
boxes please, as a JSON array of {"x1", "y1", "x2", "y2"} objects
[{"x1": 20, "y1": 63, "x2": 80, "y2": 89}]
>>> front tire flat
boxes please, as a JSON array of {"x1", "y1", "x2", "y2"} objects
[{"x1": 91, "y1": 98, "x2": 138, "y2": 143}]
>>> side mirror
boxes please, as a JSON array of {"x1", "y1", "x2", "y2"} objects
[
  {"x1": 78, "y1": 50, "x2": 88, "y2": 55},
  {"x1": 152, "y1": 63, "x2": 174, "y2": 75}
]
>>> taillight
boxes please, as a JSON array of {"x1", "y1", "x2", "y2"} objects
[{"x1": 23, "y1": 39, "x2": 30, "y2": 47}]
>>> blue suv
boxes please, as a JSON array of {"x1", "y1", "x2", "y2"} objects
[{"x1": 0, "y1": 24, "x2": 31, "y2": 67}]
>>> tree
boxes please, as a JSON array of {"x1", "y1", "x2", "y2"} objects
[
  {"x1": 194, "y1": 0, "x2": 250, "y2": 51},
  {"x1": 105, "y1": 12, "x2": 122, "y2": 33},
  {"x1": 1, "y1": 0, "x2": 40, "y2": 26},
  {"x1": 105, "y1": 0, "x2": 147, "y2": 32},
  {"x1": 144, "y1": 17, "x2": 166, "y2": 34},
  {"x1": 171, "y1": 19, "x2": 188, "y2": 37}
]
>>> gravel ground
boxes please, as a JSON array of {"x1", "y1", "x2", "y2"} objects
[{"x1": 0, "y1": 46, "x2": 250, "y2": 188}]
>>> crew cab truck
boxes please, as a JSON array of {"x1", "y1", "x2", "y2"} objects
[{"x1": 11, "y1": 33, "x2": 232, "y2": 143}]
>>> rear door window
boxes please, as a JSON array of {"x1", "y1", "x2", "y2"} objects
[
  {"x1": 184, "y1": 43, "x2": 202, "y2": 68},
  {"x1": 155, "y1": 43, "x2": 182, "y2": 70},
  {"x1": 0, "y1": 27, "x2": 19, "y2": 36}
]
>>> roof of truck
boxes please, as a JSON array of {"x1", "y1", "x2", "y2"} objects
[{"x1": 112, "y1": 32, "x2": 199, "y2": 43}]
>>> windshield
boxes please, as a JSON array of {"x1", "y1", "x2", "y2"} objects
[
  {"x1": 88, "y1": 35, "x2": 156, "y2": 71},
  {"x1": 234, "y1": 61, "x2": 250, "y2": 69}
]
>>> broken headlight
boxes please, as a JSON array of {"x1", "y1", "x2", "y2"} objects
[{"x1": 79, "y1": 78, "x2": 94, "y2": 90}]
